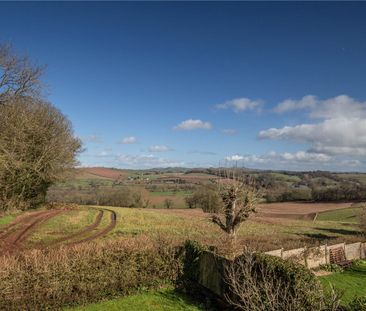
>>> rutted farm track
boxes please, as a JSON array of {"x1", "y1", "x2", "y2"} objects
[{"x1": 0, "y1": 208, "x2": 116, "y2": 255}]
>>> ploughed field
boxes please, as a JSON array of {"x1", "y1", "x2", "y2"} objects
[{"x1": 0, "y1": 202, "x2": 363, "y2": 255}]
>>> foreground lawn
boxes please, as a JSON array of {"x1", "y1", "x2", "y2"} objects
[
  {"x1": 320, "y1": 260, "x2": 366, "y2": 303},
  {"x1": 66, "y1": 289, "x2": 203, "y2": 311}
]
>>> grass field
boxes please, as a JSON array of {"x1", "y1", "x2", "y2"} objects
[
  {"x1": 320, "y1": 260, "x2": 366, "y2": 304},
  {"x1": 66, "y1": 288, "x2": 203, "y2": 311},
  {"x1": 1, "y1": 202, "x2": 363, "y2": 252},
  {"x1": 316, "y1": 206, "x2": 364, "y2": 223},
  {"x1": 28, "y1": 208, "x2": 100, "y2": 245}
]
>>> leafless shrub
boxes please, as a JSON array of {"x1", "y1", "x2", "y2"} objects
[{"x1": 224, "y1": 252, "x2": 325, "y2": 311}]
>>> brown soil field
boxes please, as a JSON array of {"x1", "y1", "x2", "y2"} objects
[
  {"x1": 257, "y1": 202, "x2": 352, "y2": 218},
  {"x1": 77, "y1": 167, "x2": 127, "y2": 180}
]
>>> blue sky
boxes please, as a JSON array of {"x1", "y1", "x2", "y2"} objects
[{"x1": 1, "y1": 2, "x2": 366, "y2": 171}]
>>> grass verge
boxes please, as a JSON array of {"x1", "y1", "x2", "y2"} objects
[
  {"x1": 320, "y1": 260, "x2": 366, "y2": 304},
  {"x1": 66, "y1": 288, "x2": 203, "y2": 311}
]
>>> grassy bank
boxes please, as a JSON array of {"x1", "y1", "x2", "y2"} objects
[{"x1": 66, "y1": 288, "x2": 203, "y2": 311}]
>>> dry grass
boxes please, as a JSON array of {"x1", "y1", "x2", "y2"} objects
[{"x1": 0, "y1": 235, "x2": 180, "y2": 310}]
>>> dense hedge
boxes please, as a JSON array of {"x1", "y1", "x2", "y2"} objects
[
  {"x1": 255, "y1": 253, "x2": 324, "y2": 309},
  {"x1": 0, "y1": 236, "x2": 181, "y2": 310}
]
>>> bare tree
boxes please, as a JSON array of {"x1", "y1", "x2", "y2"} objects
[
  {"x1": 0, "y1": 44, "x2": 44, "y2": 103},
  {"x1": 210, "y1": 179, "x2": 259, "y2": 238},
  {"x1": 224, "y1": 252, "x2": 327, "y2": 311}
]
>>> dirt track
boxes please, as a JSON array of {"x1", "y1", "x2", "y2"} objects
[
  {"x1": 52, "y1": 210, "x2": 104, "y2": 244},
  {"x1": 66, "y1": 209, "x2": 116, "y2": 245},
  {"x1": 0, "y1": 209, "x2": 66, "y2": 255},
  {"x1": 0, "y1": 208, "x2": 117, "y2": 255}
]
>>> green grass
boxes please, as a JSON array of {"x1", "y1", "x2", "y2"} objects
[
  {"x1": 2, "y1": 203, "x2": 362, "y2": 252},
  {"x1": 320, "y1": 260, "x2": 366, "y2": 304},
  {"x1": 0, "y1": 214, "x2": 15, "y2": 228},
  {"x1": 28, "y1": 208, "x2": 99, "y2": 245},
  {"x1": 337, "y1": 173, "x2": 366, "y2": 184},
  {"x1": 66, "y1": 289, "x2": 203, "y2": 311},
  {"x1": 150, "y1": 191, "x2": 192, "y2": 197},
  {"x1": 316, "y1": 207, "x2": 363, "y2": 223},
  {"x1": 102, "y1": 206, "x2": 361, "y2": 251},
  {"x1": 269, "y1": 173, "x2": 301, "y2": 183}
]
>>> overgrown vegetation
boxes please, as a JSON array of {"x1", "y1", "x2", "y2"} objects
[
  {"x1": 0, "y1": 236, "x2": 181, "y2": 310},
  {"x1": 225, "y1": 252, "x2": 328, "y2": 311}
]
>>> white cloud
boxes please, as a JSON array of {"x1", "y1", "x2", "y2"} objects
[
  {"x1": 225, "y1": 151, "x2": 338, "y2": 170},
  {"x1": 222, "y1": 128, "x2": 238, "y2": 136},
  {"x1": 216, "y1": 98, "x2": 262, "y2": 113},
  {"x1": 259, "y1": 117, "x2": 366, "y2": 156},
  {"x1": 148, "y1": 145, "x2": 173, "y2": 152},
  {"x1": 273, "y1": 95, "x2": 366, "y2": 119},
  {"x1": 174, "y1": 119, "x2": 212, "y2": 131},
  {"x1": 120, "y1": 136, "x2": 137, "y2": 144},
  {"x1": 225, "y1": 155, "x2": 244, "y2": 161},
  {"x1": 262, "y1": 95, "x2": 366, "y2": 158},
  {"x1": 273, "y1": 95, "x2": 317, "y2": 113}
]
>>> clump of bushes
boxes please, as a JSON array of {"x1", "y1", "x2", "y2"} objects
[
  {"x1": 319, "y1": 263, "x2": 344, "y2": 273},
  {"x1": 347, "y1": 296, "x2": 366, "y2": 311},
  {"x1": 0, "y1": 236, "x2": 181, "y2": 310},
  {"x1": 225, "y1": 252, "x2": 326, "y2": 311}
]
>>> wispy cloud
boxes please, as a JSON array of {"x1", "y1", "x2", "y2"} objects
[
  {"x1": 148, "y1": 145, "x2": 173, "y2": 152},
  {"x1": 222, "y1": 128, "x2": 238, "y2": 136},
  {"x1": 174, "y1": 119, "x2": 212, "y2": 131},
  {"x1": 120, "y1": 136, "x2": 137, "y2": 144},
  {"x1": 225, "y1": 151, "x2": 333, "y2": 168},
  {"x1": 216, "y1": 98, "x2": 262, "y2": 113}
]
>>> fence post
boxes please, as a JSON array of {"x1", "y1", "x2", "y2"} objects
[
  {"x1": 360, "y1": 242, "x2": 363, "y2": 259},
  {"x1": 280, "y1": 247, "x2": 284, "y2": 259}
]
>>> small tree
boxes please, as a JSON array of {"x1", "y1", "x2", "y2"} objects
[
  {"x1": 164, "y1": 198, "x2": 174, "y2": 209},
  {"x1": 207, "y1": 179, "x2": 259, "y2": 238}
]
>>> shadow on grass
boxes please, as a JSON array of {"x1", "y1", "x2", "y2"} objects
[
  {"x1": 315, "y1": 228, "x2": 361, "y2": 236},
  {"x1": 158, "y1": 290, "x2": 205, "y2": 309},
  {"x1": 300, "y1": 232, "x2": 336, "y2": 242}
]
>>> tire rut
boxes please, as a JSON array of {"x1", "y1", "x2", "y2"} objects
[
  {"x1": 52, "y1": 209, "x2": 104, "y2": 244},
  {"x1": 67, "y1": 209, "x2": 116, "y2": 245},
  {"x1": 0, "y1": 210, "x2": 66, "y2": 255}
]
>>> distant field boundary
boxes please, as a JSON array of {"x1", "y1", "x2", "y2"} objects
[{"x1": 265, "y1": 240, "x2": 366, "y2": 269}]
